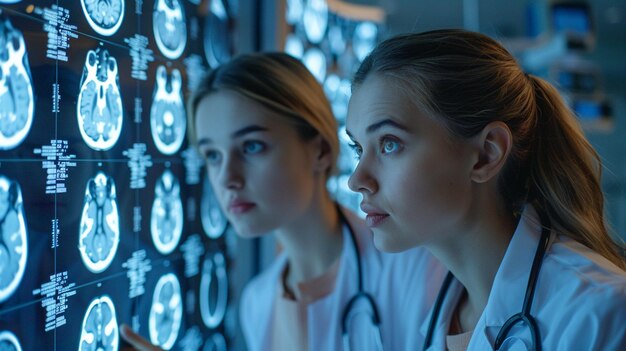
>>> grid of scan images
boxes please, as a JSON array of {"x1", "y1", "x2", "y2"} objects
[{"x1": 0, "y1": 1, "x2": 236, "y2": 350}]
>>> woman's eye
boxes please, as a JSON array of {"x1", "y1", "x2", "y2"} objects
[
  {"x1": 243, "y1": 141, "x2": 265, "y2": 154},
  {"x1": 204, "y1": 150, "x2": 221, "y2": 164},
  {"x1": 380, "y1": 137, "x2": 402, "y2": 154},
  {"x1": 348, "y1": 142, "x2": 362, "y2": 159}
]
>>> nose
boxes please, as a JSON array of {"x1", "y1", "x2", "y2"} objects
[
  {"x1": 217, "y1": 153, "x2": 244, "y2": 190},
  {"x1": 348, "y1": 158, "x2": 378, "y2": 194}
]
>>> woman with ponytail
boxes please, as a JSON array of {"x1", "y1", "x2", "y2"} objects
[{"x1": 346, "y1": 29, "x2": 626, "y2": 350}]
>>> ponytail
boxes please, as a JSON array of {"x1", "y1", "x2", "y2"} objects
[
  {"x1": 528, "y1": 76, "x2": 626, "y2": 269},
  {"x1": 354, "y1": 29, "x2": 626, "y2": 270}
]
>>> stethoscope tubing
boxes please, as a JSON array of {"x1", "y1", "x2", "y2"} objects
[{"x1": 423, "y1": 212, "x2": 552, "y2": 351}]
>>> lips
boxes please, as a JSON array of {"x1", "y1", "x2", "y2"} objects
[
  {"x1": 228, "y1": 199, "x2": 256, "y2": 214},
  {"x1": 360, "y1": 202, "x2": 390, "y2": 228}
]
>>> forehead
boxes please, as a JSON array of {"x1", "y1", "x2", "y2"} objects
[
  {"x1": 194, "y1": 90, "x2": 280, "y2": 133},
  {"x1": 347, "y1": 74, "x2": 417, "y2": 132}
]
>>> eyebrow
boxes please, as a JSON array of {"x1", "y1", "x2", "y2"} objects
[
  {"x1": 197, "y1": 125, "x2": 269, "y2": 147},
  {"x1": 346, "y1": 118, "x2": 409, "y2": 140},
  {"x1": 367, "y1": 118, "x2": 409, "y2": 133}
]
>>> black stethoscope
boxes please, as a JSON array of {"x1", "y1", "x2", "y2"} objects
[
  {"x1": 423, "y1": 211, "x2": 552, "y2": 351},
  {"x1": 337, "y1": 206, "x2": 384, "y2": 351}
]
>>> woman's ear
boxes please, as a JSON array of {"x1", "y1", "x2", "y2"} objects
[
  {"x1": 310, "y1": 134, "x2": 332, "y2": 174},
  {"x1": 470, "y1": 121, "x2": 512, "y2": 183}
]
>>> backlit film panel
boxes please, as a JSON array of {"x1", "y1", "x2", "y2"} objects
[
  {"x1": 0, "y1": 1, "x2": 235, "y2": 350},
  {"x1": 0, "y1": 16, "x2": 34, "y2": 150}
]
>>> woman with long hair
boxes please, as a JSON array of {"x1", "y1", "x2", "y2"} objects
[
  {"x1": 346, "y1": 29, "x2": 626, "y2": 350},
  {"x1": 121, "y1": 52, "x2": 444, "y2": 351}
]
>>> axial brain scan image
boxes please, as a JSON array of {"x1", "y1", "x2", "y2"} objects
[
  {"x1": 200, "y1": 252, "x2": 227, "y2": 329},
  {"x1": 78, "y1": 295, "x2": 119, "y2": 351},
  {"x1": 151, "y1": 170, "x2": 184, "y2": 255},
  {"x1": 77, "y1": 48, "x2": 124, "y2": 151},
  {"x1": 149, "y1": 273, "x2": 183, "y2": 350},
  {"x1": 201, "y1": 175, "x2": 227, "y2": 239},
  {"x1": 0, "y1": 17, "x2": 34, "y2": 150},
  {"x1": 78, "y1": 172, "x2": 120, "y2": 274},
  {"x1": 153, "y1": 0, "x2": 187, "y2": 60},
  {"x1": 150, "y1": 65, "x2": 186, "y2": 155},
  {"x1": 0, "y1": 176, "x2": 27, "y2": 304},
  {"x1": 80, "y1": 0, "x2": 125, "y2": 36},
  {"x1": 0, "y1": 331, "x2": 22, "y2": 351}
]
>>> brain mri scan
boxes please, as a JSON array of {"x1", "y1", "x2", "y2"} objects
[
  {"x1": 0, "y1": 331, "x2": 21, "y2": 351},
  {"x1": 80, "y1": 0, "x2": 125, "y2": 36},
  {"x1": 302, "y1": 0, "x2": 328, "y2": 44},
  {"x1": 200, "y1": 252, "x2": 227, "y2": 329},
  {"x1": 353, "y1": 22, "x2": 378, "y2": 62},
  {"x1": 203, "y1": 0, "x2": 231, "y2": 68},
  {"x1": 153, "y1": 0, "x2": 187, "y2": 60},
  {"x1": 202, "y1": 333, "x2": 226, "y2": 351},
  {"x1": 201, "y1": 175, "x2": 227, "y2": 239},
  {"x1": 303, "y1": 47, "x2": 327, "y2": 83},
  {"x1": 77, "y1": 48, "x2": 124, "y2": 151},
  {"x1": 78, "y1": 172, "x2": 120, "y2": 274},
  {"x1": 150, "y1": 65, "x2": 186, "y2": 155},
  {"x1": 78, "y1": 295, "x2": 119, "y2": 351},
  {"x1": 151, "y1": 170, "x2": 183, "y2": 255},
  {"x1": 0, "y1": 17, "x2": 34, "y2": 150},
  {"x1": 149, "y1": 273, "x2": 183, "y2": 350},
  {"x1": 0, "y1": 3, "x2": 236, "y2": 349},
  {"x1": 0, "y1": 176, "x2": 27, "y2": 304}
]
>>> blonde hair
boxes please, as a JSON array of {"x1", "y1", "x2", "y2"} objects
[
  {"x1": 188, "y1": 52, "x2": 338, "y2": 175},
  {"x1": 353, "y1": 29, "x2": 625, "y2": 269}
]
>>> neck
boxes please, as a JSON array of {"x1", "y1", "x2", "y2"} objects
[
  {"x1": 428, "y1": 197, "x2": 517, "y2": 332},
  {"x1": 274, "y1": 191, "x2": 344, "y2": 294}
]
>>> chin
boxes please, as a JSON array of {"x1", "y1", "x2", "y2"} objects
[
  {"x1": 372, "y1": 231, "x2": 412, "y2": 253},
  {"x1": 230, "y1": 220, "x2": 273, "y2": 239}
]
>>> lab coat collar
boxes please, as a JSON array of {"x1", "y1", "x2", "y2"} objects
[
  {"x1": 418, "y1": 205, "x2": 545, "y2": 350},
  {"x1": 482, "y1": 204, "x2": 545, "y2": 329},
  {"x1": 419, "y1": 276, "x2": 465, "y2": 351}
]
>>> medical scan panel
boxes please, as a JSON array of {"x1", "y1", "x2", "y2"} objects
[
  {"x1": 150, "y1": 65, "x2": 186, "y2": 155},
  {"x1": 151, "y1": 170, "x2": 184, "y2": 255},
  {"x1": 0, "y1": 176, "x2": 27, "y2": 304},
  {"x1": 201, "y1": 175, "x2": 227, "y2": 239},
  {"x1": 0, "y1": 331, "x2": 22, "y2": 351},
  {"x1": 149, "y1": 273, "x2": 183, "y2": 351},
  {"x1": 80, "y1": 0, "x2": 125, "y2": 36},
  {"x1": 77, "y1": 47, "x2": 124, "y2": 151},
  {"x1": 0, "y1": 17, "x2": 34, "y2": 150},
  {"x1": 78, "y1": 172, "x2": 120, "y2": 274},
  {"x1": 153, "y1": 0, "x2": 187, "y2": 60},
  {"x1": 200, "y1": 252, "x2": 228, "y2": 329},
  {"x1": 78, "y1": 295, "x2": 119, "y2": 351}
]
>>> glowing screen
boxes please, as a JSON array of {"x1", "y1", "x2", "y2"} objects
[{"x1": 0, "y1": 1, "x2": 234, "y2": 350}]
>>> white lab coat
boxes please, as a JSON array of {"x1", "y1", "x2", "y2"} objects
[
  {"x1": 240, "y1": 207, "x2": 446, "y2": 351},
  {"x1": 420, "y1": 205, "x2": 626, "y2": 351}
]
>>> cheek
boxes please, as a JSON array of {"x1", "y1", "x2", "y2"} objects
[
  {"x1": 392, "y1": 152, "x2": 471, "y2": 230},
  {"x1": 256, "y1": 161, "x2": 314, "y2": 211}
]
